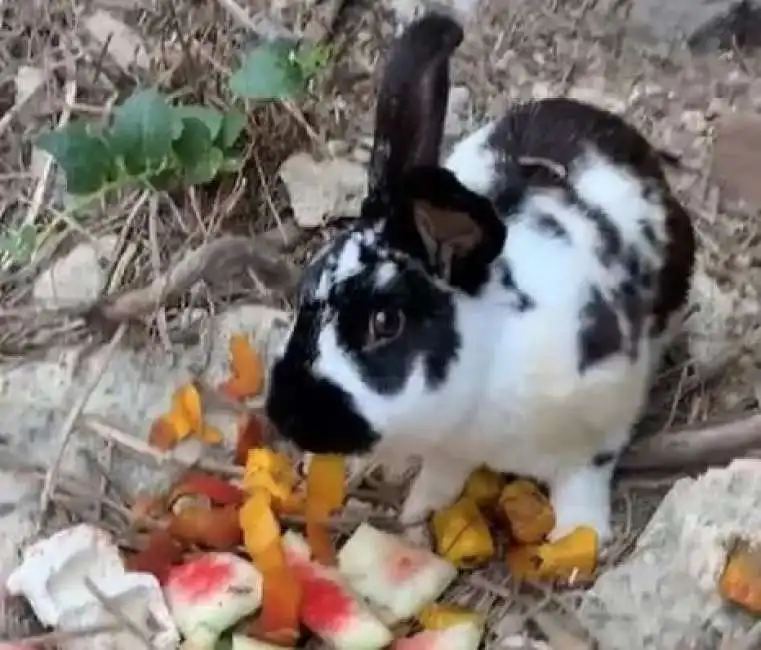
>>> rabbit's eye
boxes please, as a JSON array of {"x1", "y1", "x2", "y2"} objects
[{"x1": 368, "y1": 308, "x2": 405, "y2": 345}]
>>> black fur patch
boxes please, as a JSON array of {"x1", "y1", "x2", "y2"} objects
[
  {"x1": 589, "y1": 207, "x2": 623, "y2": 267},
  {"x1": 498, "y1": 260, "x2": 536, "y2": 312},
  {"x1": 578, "y1": 287, "x2": 622, "y2": 372},
  {"x1": 375, "y1": 166, "x2": 507, "y2": 297},
  {"x1": 591, "y1": 451, "x2": 616, "y2": 467},
  {"x1": 266, "y1": 233, "x2": 461, "y2": 455},
  {"x1": 487, "y1": 96, "x2": 696, "y2": 342},
  {"x1": 265, "y1": 307, "x2": 381, "y2": 455},
  {"x1": 651, "y1": 196, "x2": 696, "y2": 336},
  {"x1": 639, "y1": 221, "x2": 658, "y2": 248},
  {"x1": 331, "y1": 261, "x2": 460, "y2": 395},
  {"x1": 534, "y1": 212, "x2": 570, "y2": 241}
]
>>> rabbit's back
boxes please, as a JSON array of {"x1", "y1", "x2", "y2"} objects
[{"x1": 440, "y1": 103, "x2": 692, "y2": 476}]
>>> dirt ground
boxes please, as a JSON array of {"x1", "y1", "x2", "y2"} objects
[{"x1": 2, "y1": 0, "x2": 761, "y2": 648}]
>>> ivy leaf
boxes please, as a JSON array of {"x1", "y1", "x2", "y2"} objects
[
  {"x1": 36, "y1": 122, "x2": 117, "y2": 195},
  {"x1": 173, "y1": 117, "x2": 212, "y2": 167},
  {"x1": 229, "y1": 41, "x2": 306, "y2": 101},
  {"x1": 219, "y1": 156, "x2": 244, "y2": 174},
  {"x1": 185, "y1": 147, "x2": 224, "y2": 185},
  {"x1": 109, "y1": 88, "x2": 174, "y2": 175},
  {"x1": 218, "y1": 111, "x2": 246, "y2": 150},
  {"x1": 172, "y1": 117, "x2": 222, "y2": 185},
  {"x1": 146, "y1": 167, "x2": 182, "y2": 192},
  {"x1": 173, "y1": 105, "x2": 224, "y2": 141}
]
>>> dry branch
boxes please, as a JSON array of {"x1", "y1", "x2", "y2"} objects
[
  {"x1": 92, "y1": 234, "x2": 299, "y2": 322},
  {"x1": 619, "y1": 412, "x2": 761, "y2": 472},
  {"x1": 0, "y1": 221, "x2": 306, "y2": 328}
]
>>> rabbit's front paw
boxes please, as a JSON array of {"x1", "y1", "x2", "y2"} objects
[
  {"x1": 398, "y1": 458, "x2": 472, "y2": 526},
  {"x1": 549, "y1": 464, "x2": 614, "y2": 544}
]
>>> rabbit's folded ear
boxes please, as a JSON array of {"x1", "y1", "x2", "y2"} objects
[
  {"x1": 393, "y1": 167, "x2": 507, "y2": 294},
  {"x1": 369, "y1": 12, "x2": 464, "y2": 193}
]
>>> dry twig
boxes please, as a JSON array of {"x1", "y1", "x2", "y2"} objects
[
  {"x1": 38, "y1": 323, "x2": 128, "y2": 523},
  {"x1": 92, "y1": 235, "x2": 299, "y2": 322},
  {"x1": 619, "y1": 412, "x2": 761, "y2": 471},
  {"x1": 5, "y1": 623, "x2": 123, "y2": 648},
  {"x1": 84, "y1": 578, "x2": 153, "y2": 649}
]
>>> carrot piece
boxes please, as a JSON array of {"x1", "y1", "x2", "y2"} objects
[
  {"x1": 170, "y1": 472, "x2": 245, "y2": 507},
  {"x1": 305, "y1": 455, "x2": 346, "y2": 566},
  {"x1": 168, "y1": 383, "x2": 202, "y2": 437},
  {"x1": 148, "y1": 416, "x2": 179, "y2": 451},
  {"x1": 719, "y1": 539, "x2": 761, "y2": 614},
  {"x1": 124, "y1": 529, "x2": 184, "y2": 584},
  {"x1": 168, "y1": 504, "x2": 243, "y2": 550},
  {"x1": 221, "y1": 333, "x2": 265, "y2": 400},
  {"x1": 432, "y1": 498, "x2": 494, "y2": 567},
  {"x1": 249, "y1": 560, "x2": 302, "y2": 647},
  {"x1": 243, "y1": 448, "x2": 296, "y2": 502},
  {"x1": 499, "y1": 479, "x2": 555, "y2": 544},
  {"x1": 462, "y1": 466, "x2": 504, "y2": 510},
  {"x1": 507, "y1": 526, "x2": 598, "y2": 584},
  {"x1": 240, "y1": 492, "x2": 301, "y2": 647},
  {"x1": 240, "y1": 491, "x2": 282, "y2": 558},
  {"x1": 235, "y1": 412, "x2": 265, "y2": 466}
]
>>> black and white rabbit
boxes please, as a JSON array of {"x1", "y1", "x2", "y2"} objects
[{"x1": 266, "y1": 12, "x2": 695, "y2": 542}]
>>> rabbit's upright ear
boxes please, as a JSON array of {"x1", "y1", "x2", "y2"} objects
[{"x1": 368, "y1": 12, "x2": 464, "y2": 194}]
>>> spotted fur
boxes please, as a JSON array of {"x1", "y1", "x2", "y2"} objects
[{"x1": 265, "y1": 11, "x2": 696, "y2": 542}]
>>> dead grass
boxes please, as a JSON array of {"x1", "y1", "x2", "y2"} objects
[{"x1": 3, "y1": 0, "x2": 761, "y2": 647}]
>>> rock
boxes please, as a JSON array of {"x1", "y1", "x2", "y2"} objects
[
  {"x1": 0, "y1": 471, "x2": 42, "y2": 641},
  {"x1": 83, "y1": 10, "x2": 150, "y2": 71},
  {"x1": 577, "y1": 459, "x2": 761, "y2": 649},
  {"x1": 32, "y1": 236, "x2": 121, "y2": 307},
  {"x1": 278, "y1": 152, "x2": 366, "y2": 229},
  {"x1": 680, "y1": 109, "x2": 708, "y2": 135},
  {"x1": 685, "y1": 267, "x2": 738, "y2": 377},
  {"x1": 444, "y1": 86, "x2": 471, "y2": 138},
  {"x1": 627, "y1": 0, "x2": 761, "y2": 51},
  {"x1": 0, "y1": 304, "x2": 289, "y2": 639},
  {"x1": 15, "y1": 66, "x2": 45, "y2": 106},
  {"x1": 711, "y1": 113, "x2": 761, "y2": 209}
]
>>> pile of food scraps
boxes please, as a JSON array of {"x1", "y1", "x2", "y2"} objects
[{"x1": 7, "y1": 331, "x2": 761, "y2": 649}]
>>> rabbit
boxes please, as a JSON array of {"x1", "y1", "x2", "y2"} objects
[{"x1": 265, "y1": 11, "x2": 696, "y2": 543}]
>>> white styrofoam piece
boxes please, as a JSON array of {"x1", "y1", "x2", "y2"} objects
[{"x1": 5, "y1": 523, "x2": 178, "y2": 650}]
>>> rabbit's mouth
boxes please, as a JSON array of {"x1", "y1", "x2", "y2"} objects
[{"x1": 265, "y1": 356, "x2": 380, "y2": 456}]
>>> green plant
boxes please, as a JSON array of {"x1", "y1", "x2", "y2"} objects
[
  {"x1": 229, "y1": 40, "x2": 333, "y2": 100},
  {"x1": 0, "y1": 90, "x2": 246, "y2": 266},
  {"x1": 37, "y1": 89, "x2": 247, "y2": 197},
  {"x1": 1, "y1": 40, "x2": 333, "y2": 266}
]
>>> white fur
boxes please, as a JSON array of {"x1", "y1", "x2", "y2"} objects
[{"x1": 307, "y1": 121, "x2": 682, "y2": 543}]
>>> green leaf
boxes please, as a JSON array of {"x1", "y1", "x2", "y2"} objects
[
  {"x1": 218, "y1": 111, "x2": 246, "y2": 149},
  {"x1": 185, "y1": 147, "x2": 224, "y2": 185},
  {"x1": 295, "y1": 42, "x2": 333, "y2": 78},
  {"x1": 172, "y1": 118, "x2": 223, "y2": 186},
  {"x1": 36, "y1": 122, "x2": 117, "y2": 195},
  {"x1": 219, "y1": 155, "x2": 244, "y2": 174},
  {"x1": 146, "y1": 166, "x2": 182, "y2": 192},
  {"x1": 173, "y1": 117, "x2": 213, "y2": 168},
  {"x1": 229, "y1": 41, "x2": 306, "y2": 101},
  {"x1": 173, "y1": 105, "x2": 224, "y2": 141},
  {"x1": 0, "y1": 224, "x2": 37, "y2": 264},
  {"x1": 109, "y1": 88, "x2": 174, "y2": 175}
]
